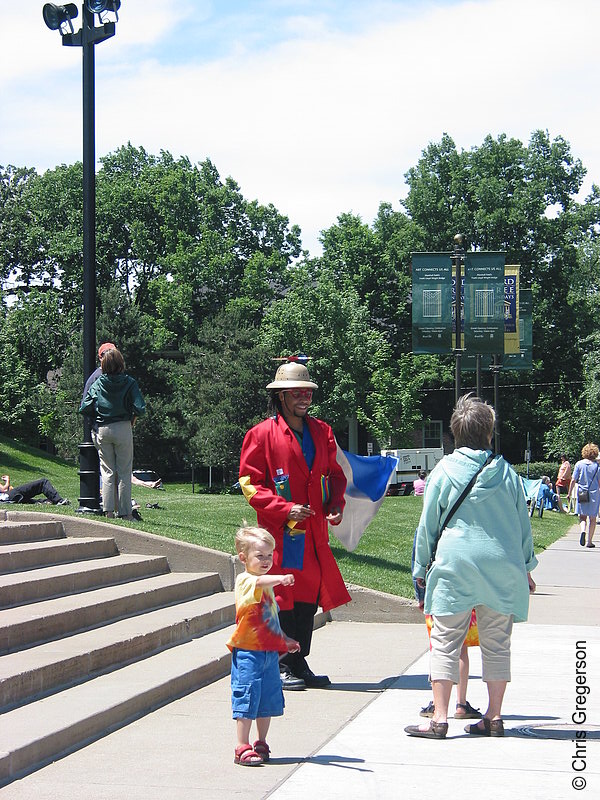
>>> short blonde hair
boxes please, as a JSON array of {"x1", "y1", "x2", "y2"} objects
[
  {"x1": 581, "y1": 443, "x2": 599, "y2": 461},
  {"x1": 235, "y1": 524, "x2": 275, "y2": 557},
  {"x1": 450, "y1": 393, "x2": 495, "y2": 450}
]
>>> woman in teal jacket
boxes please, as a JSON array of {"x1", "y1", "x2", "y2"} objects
[
  {"x1": 79, "y1": 347, "x2": 145, "y2": 520},
  {"x1": 405, "y1": 394, "x2": 537, "y2": 740}
]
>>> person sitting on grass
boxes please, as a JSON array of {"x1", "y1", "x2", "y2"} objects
[
  {"x1": 0, "y1": 474, "x2": 70, "y2": 506},
  {"x1": 226, "y1": 524, "x2": 300, "y2": 766}
]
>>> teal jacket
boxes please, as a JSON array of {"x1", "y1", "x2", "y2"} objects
[
  {"x1": 79, "y1": 373, "x2": 146, "y2": 426},
  {"x1": 413, "y1": 448, "x2": 537, "y2": 622}
]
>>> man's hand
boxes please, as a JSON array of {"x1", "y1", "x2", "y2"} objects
[
  {"x1": 288, "y1": 504, "x2": 315, "y2": 521},
  {"x1": 285, "y1": 637, "x2": 301, "y2": 653},
  {"x1": 325, "y1": 506, "x2": 342, "y2": 525},
  {"x1": 528, "y1": 573, "x2": 536, "y2": 594}
]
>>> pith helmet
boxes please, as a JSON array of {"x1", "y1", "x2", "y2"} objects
[{"x1": 266, "y1": 361, "x2": 318, "y2": 390}]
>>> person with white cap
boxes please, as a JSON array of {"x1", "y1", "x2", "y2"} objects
[{"x1": 239, "y1": 356, "x2": 351, "y2": 690}]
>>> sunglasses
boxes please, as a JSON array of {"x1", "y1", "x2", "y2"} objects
[{"x1": 285, "y1": 389, "x2": 313, "y2": 399}]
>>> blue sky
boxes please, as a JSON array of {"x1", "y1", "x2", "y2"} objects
[{"x1": 2, "y1": 0, "x2": 600, "y2": 256}]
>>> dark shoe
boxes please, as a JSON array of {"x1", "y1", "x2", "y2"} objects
[
  {"x1": 420, "y1": 700, "x2": 435, "y2": 718},
  {"x1": 580, "y1": 531, "x2": 586, "y2": 546},
  {"x1": 465, "y1": 718, "x2": 504, "y2": 737},
  {"x1": 280, "y1": 668, "x2": 305, "y2": 690},
  {"x1": 295, "y1": 667, "x2": 331, "y2": 688},
  {"x1": 405, "y1": 721, "x2": 448, "y2": 739},
  {"x1": 587, "y1": 542, "x2": 595, "y2": 548},
  {"x1": 252, "y1": 740, "x2": 270, "y2": 762},
  {"x1": 455, "y1": 701, "x2": 482, "y2": 719}
]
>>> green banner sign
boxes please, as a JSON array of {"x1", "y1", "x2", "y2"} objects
[
  {"x1": 504, "y1": 288, "x2": 532, "y2": 370},
  {"x1": 412, "y1": 253, "x2": 453, "y2": 354},
  {"x1": 463, "y1": 252, "x2": 505, "y2": 354},
  {"x1": 462, "y1": 289, "x2": 532, "y2": 372}
]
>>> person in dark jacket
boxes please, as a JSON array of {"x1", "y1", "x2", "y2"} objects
[
  {"x1": 79, "y1": 347, "x2": 145, "y2": 520},
  {"x1": 1, "y1": 474, "x2": 70, "y2": 505}
]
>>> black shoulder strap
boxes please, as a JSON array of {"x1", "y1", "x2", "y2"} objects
[{"x1": 428, "y1": 452, "x2": 495, "y2": 569}]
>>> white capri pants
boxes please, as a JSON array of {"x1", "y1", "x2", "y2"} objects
[
  {"x1": 430, "y1": 605, "x2": 514, "y2": 684},
  {"x1": 92, "y1": 420, "x2": 134, "y2": 518}
]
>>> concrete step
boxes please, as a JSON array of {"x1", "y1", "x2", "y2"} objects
[
  {"x1": 0, "y1": 536, "x2": 118, "y2": 575},
  {"x1": 0, "y1": 553, "x2": 170, "y2": 608},
  {"x1": 0, "y1": 571, "x2": 223, "y2": 654},
  {"x1": 0, "y1": 520, "x2": 65, "y2": 545},
  {"x1": 0, "y1": 624, "x2": 235, "y2": 784},
  {"x1": 0, "y1": 591, "x2": 235, "y2": 709}
]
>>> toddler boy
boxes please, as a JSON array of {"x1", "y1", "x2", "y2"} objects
[{"x1": 227, "y1": 525, "x2": 300, "y2": 766}]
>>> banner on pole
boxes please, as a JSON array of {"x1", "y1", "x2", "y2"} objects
[
  {"x1": 504, "y1": 265, "x2": 520, "y2": 354},
  {"x1": 462, "y1": 288, "x2": 532, "y2": 372},
  {"x1": 504, "y1": 288, "x2": 532, "y2": 370},
  {"x1": 411, "y1": 253, "x2": 453, "y2": 354},
  {"x1": 463, "y1": 252, "x2": 505, "y2": 354}
]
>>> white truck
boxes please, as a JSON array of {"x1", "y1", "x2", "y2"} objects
[{"x1": 380, "y1": 447, "x2": 444, "y2": 495}]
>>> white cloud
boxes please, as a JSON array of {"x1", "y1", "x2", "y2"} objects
[{"x1": 2, "y1": 0, "x2": 599, "y2": 255}]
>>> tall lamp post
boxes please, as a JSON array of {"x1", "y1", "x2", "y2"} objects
[
  {"x1": 452, "y1": 233, "x2": 465, "y2": 404},
  {"x1": 42, "y1": 2, "x2": 121, "y2": 511}
]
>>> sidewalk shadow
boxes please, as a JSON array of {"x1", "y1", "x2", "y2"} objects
[
  {"x1": 392, "y1": 674, "x2": 432, "y2": 691},
  {"x1": 270, "y1": 754, "x2": 371, "y2": 773},
  {"x1": 328, "y1": 677, "x2": 402, "y2": 692}
]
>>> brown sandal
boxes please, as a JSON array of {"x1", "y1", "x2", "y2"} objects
[
  {"x1": 253, "y1": 739, "x2": 271, "y2": 762},
  {"x1": 465, "y1": 718, "x2": 504, "y2": 737},
  {"x1": 404, "y1": 720, "x2": 448, "y2": 739},
  {"x1": 234, "y1": 744, "x2": 263, "y2": 766}
]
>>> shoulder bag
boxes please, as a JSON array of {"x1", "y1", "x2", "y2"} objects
[
  {"x1": 424, "y1": 452, "x2": 494, "y2": 582},
  {"x1": 577, "y1": 462, "x2": 599, "y2": 504}
]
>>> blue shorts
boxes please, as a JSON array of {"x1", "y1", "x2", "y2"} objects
[{"x1": 231, "y1": 649, "x2": 285, "y2": 720}]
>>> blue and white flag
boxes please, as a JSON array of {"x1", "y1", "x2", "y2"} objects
[{"x1": 332, "y1": 446, "x2": 399, "y2": 552}]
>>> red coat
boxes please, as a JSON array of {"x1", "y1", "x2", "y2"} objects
[{"x1": 239, "y1": 414, "x2": 351, "y2": 612}]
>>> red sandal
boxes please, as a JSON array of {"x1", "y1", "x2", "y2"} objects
[
  {"x1": 253, "y1": 739, "x2": 271, "y2": 762},
  {"x1": 234, "y1": 744, "x2": 263, "y2": 766}
]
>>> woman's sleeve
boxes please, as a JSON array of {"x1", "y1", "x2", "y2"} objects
[
  {"x1": 131, "y1": 380, "x2": 146, "y2": 417},
  {"x1": 515, "y1": 472, "x2": 538, "y2": 572},
  {"x1": 413, "y1": 474, "x2": 444, "y2": 579},
  {"x1": 78, "y1": 388, "x2": 96, "y2": 416}
]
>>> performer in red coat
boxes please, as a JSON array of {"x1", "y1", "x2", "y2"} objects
[{"x1": 239, "y1": 358, "x2": 351, "y2": 689}]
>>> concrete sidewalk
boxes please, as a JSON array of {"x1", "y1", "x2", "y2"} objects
[{"x1": 3, "y1": 525, "x2": 599, "y2": 799}]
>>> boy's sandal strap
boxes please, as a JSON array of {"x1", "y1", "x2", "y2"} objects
[
  {"x1": 234, "y1": 744, "x2": 263, "y2": 766},
  {"x1": 253, "y1": 739, "x2": 271, "y2": 761}
]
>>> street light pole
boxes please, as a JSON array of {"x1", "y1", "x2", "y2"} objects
[
  {"x1": 43, "y1": 2, "x2": 120, "y2": 511},
  {"x1": 453, "y1": 233, "x2": 465, "y2": 404},
  {"x1": 78, "y1": 3, "x2": 103, "y2": 511}
]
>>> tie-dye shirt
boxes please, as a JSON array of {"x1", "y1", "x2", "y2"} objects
[{"x1": 226, "y1": 572, "x2": 290, "y2": 653}]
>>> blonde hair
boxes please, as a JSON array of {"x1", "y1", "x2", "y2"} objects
[
  {"x1": 450, "y1": 393, "x2": 495, "y2": 450},
  {"x1": 581, "y1": 443, "x2": 599, "y2": 460},
  {"x1": 235, "y1": 524, "x2": 275, "y2": 557}
]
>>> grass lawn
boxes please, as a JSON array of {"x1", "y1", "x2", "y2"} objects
[{"x1": 1, "y1": 434, "x2": 575, "y2": 599}]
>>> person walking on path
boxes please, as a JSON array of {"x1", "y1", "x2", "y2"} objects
[
  {"x1": 239, "y1": 356, "x2": 351, "y2": 690},
  {"x1": 79, "y1": 347, "x2": 145, "y2": 520},
  {"x1": 569, "y1": 443, "x2": 600, "y2": 548},
  {"x1": 227, "y1": 525, "x2": 300, "y2": 766},
  {"x1": 554, "y1": 454, "x2": 571, "y2": 509},
  {"x1": 405, "y1": 394, "x2": 537, "y2": 740}
]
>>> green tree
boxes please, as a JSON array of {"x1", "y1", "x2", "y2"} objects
[
  {"x1": 401, "y1": 130, "x2": 600, "y2": 460},
  {"x1": 261, "y1": 262, "x2": 399, "y2": 446}
]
